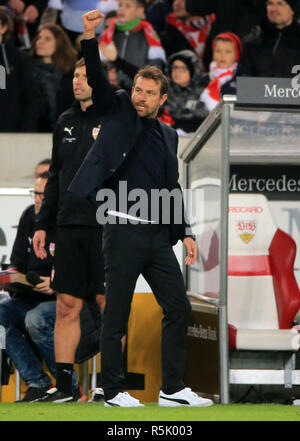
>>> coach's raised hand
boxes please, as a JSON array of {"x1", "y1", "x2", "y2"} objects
[{"x1": 83, "y1": 10, "x2": 104, "y2": 39}]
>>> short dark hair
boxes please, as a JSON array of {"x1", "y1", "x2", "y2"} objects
[
  {"x1": 76, "y1": 57, "x2": 86, "y2": 68},
  {"x1": 38, "y1": 171, "x2": 50, "y2": 180},
  {"x1": 37, "y1": 158, "x2": 51, "y2": 166},
  {"x1": 133, "y1": 65, "x2": 169, "y2": 96}
]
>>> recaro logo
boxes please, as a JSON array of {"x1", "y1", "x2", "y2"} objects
[{"x1": 229, "y1": 206, "x2": 263, "y2": 214}]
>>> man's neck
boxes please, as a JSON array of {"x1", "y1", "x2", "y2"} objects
[
  {"x1": 80, "y1": 99, "x2": 93, "y2": 112},
  {"x1": 274, "y1": 18, "x2": 293, "y2": 29}
]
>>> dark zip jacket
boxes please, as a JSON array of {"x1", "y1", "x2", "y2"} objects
[
  {"x1": 68, "y1": 38, "x2": 193, "y2": 245},
  {"x1": 9, "y1": 204, "x2": 56, "y2": 301},
  {"x1": 35, "y1": 101, "x2": 102, "y2": 231},
  {"x1": 241, "y1": 17, "x2": 300, "y2": 78},
  {"x1": 0, "y1": 41, "x2": 39, "y2": 132}
]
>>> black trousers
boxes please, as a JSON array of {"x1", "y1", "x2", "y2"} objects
[{"x1": 101, "y1": 222, "x2": 191, "y2": 400}]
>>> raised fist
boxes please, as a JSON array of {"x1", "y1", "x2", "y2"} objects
[{"x1": 82, "y1": 10, "x2": 104, "y2": 32}]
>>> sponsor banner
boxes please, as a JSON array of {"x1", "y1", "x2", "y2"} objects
[
  {"x1": 236, "y1": 77, "x2": 300, "y2": 107},
  {"x1": 230, "y1": 165, "x2": 300, "y2": 200},
  {"x1": 230, "y1": 165, "x2": 300, "y2": 283}
]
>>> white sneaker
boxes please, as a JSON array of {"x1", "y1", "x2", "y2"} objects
[
  {"x1": 293, "y1": 398, "x2": 300, "y2": 406},
  {"x1": 88, "y1": 387, "x2": 105, "y2": 403},
  {"x1": 104, "y1": 392, "x2": 145, "y2": 407},
  {"x1": 159, "y1": 387, "x2": 213, "y2": 407}
]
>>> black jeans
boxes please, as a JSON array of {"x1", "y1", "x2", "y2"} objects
[{"x1": 101, "y1": 222, "x2": 191, "y2": 400}]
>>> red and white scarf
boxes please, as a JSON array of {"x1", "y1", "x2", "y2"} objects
[
  {"x1": 200, "y1": 61, "x2": 237, "y2": 112},
  {"x1": 100, "y1": 18, "x2": 166, "y2": 63},
  {"x1": 166, "y1": 13, "x2": 215, "y2": 59}
]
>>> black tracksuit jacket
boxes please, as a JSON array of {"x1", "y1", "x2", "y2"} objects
[
  {"x1": 35, "y1": 101, "x2": 102, "y2": 231},
  {"x1": 9, "y1": 204, "x2": 55, "y2": 302}
]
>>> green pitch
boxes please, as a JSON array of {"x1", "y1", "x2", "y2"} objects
[{"x1": 0, "y1": 403, "x2": 299, "y2": 421}]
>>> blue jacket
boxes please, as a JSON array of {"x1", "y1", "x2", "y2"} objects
[{"x1": 68, "y1": 38, "x2": 191, "y2": 245}]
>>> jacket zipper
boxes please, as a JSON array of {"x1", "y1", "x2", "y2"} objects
[
  {"x1": 272, "y1": 31, "x2": 282, "y2": 55},
  {"x1": 120, "y1": 32, "x2": 129, "y2": 58}
]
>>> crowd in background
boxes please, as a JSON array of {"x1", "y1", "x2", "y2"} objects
[
  {"x1": 0, "y1": 0, "x2": 300, "y2": 135},
  {"x1": 1, "y1": 0, "x2": 300, "y2": 405}
]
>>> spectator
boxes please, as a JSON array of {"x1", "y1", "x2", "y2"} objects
[
  {"x1": 98, "y1": 38, "x2": 142, "y2": 90},
  {"x1": 159, "y1": 49, "x2": 208, "y2": 134},
  {"x1": 56, "y1": 0, "x2": 118, "y2": 44},
  {"x1": 185, "y1": 0, "x2": 267, "y2": 68},
  {"x1": 71, "y1": 11, "x2": 118, "y2": 57},
  {"x1": 0, "y1": 172, "x2": 81, "y2": 402},
  {"x1": 6, "y1": 0, "x2": 48, "y2": 40},
  {"x1": 30, "y1": 23, "x2": 77, "y2": 132},
  {"x1": 0, "y1": 6, "x2": 39, "y2": 132},
  {"x1": 200, "y1": 32, "x2": 244, "y2": 112},
  {"x1": 34, "y1": 158, "x2": 51, "y2": 178},
  {"x1": 160, "y1": 0, "x2": 215, "y2": 69},
  {"x1": 241, "y1": 0, "x2": 300, "y2": 77},
  {"x1": 145, "y1": 0, "x2": 173, "y2": 34},
  {"x1": 99, "y1": 0, "x2": 166, "y2": 91}
]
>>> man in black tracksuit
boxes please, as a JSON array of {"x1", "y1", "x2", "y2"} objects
[{"x1": 32, "y1": 58, "x2": 105, "y2": 402}]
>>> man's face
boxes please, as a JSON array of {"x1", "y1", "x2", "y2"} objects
[
  {"x1": 33, "y1": 177, "x2": 47, "y2": 214},
  {"x1": 131, "y1": 76, "x2": 167, "y2": 118},
  {"x1": 173, "y1": 0, "x2": 190, "y2": 19},
  {"x1": 117, "y1": 0, "x2": 144, "y2": 23},
  {"x1": 171, "y1": 60, "x2": 191, "y2": 87},
  {"x1": 73, "y1": 65, "x2": 92, "y2": 102},
  {"x1": 266, "y1": 0, "x2": 294, "y2": 28}
]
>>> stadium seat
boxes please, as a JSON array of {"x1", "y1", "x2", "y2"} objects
[{"x1": 228, "y1": 193, "x2": 300, "y2": 388}]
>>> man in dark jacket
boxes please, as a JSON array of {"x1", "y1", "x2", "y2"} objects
[
  {"x1": 0, "y1": 173, "x2": 81, "y2": 402},
  {"x1": 241, "y1": 0, "x2": 300, "y2": 77},
  {"x1": 68, "y1": 10, "x2": 213, "y2": 408},
  {"x1": 33, "y1": 58, "x2": 104, "y2": 403}
]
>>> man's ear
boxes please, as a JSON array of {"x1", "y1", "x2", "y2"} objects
[{"x1": 160, "y1": 93, "x2": 168, "y2": 106}]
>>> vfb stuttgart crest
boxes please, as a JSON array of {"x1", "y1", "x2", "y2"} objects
[
  {"x1": 92, "y1": 125, "x2": 101, "y2": 140},
  {"x1": 49, "y1": 242, "x2": 55, "y2": 256},
  {"x1": 236, "y1": 220, "x2": 257, "y2": 244}
]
